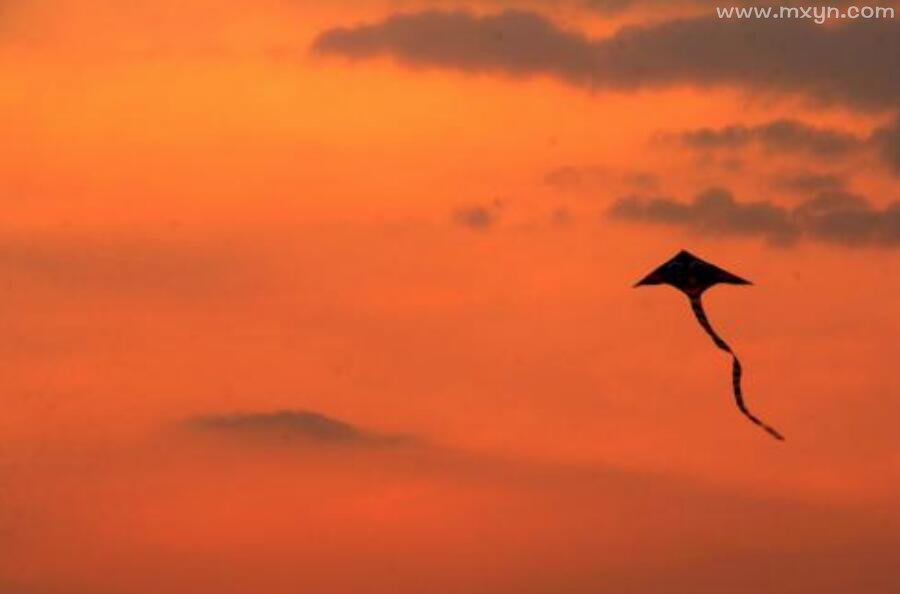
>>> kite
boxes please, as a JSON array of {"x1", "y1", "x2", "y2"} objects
[{"x1": 634, "y1": 250, "x2": 784, "y2": 440}]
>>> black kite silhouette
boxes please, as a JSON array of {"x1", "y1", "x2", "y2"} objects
[{"x1": 634, "y1": 250, "x2": 784, "y2": 440}]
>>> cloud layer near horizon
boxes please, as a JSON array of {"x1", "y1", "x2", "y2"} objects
[
  {"x1": 185, "y1": 410, "x2": 413, "y2": 447},
  {"x1": 313, "y1": 10, "x2": 900, "y2": 108}
]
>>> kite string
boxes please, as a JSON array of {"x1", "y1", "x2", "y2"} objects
[{"x1": 688, "y1": 295, "x2": 785, "y2": 441}]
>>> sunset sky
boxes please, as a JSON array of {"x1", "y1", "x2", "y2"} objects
[{"x1": 2, "y1": 1, "x2": 900, "y2": 592}]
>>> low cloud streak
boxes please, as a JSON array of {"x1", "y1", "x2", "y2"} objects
[
  {"x1": 670, "y1": 116, "x2": 900, "y2": 177},
  {"x1": 609, "y1": 188, "x2": 900, "y2": 247},
  {"x1": 673, "y1": 119, "x2": 864, "y2": 157},
  {"x1": 184, "y1": 410, "x2": 414, "y2": 447}
]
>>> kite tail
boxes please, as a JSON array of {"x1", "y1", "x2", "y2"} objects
[
  {"x1": 688, "y1": 294, "x2": 732, "y2": 354},
  {"x1": 688, "y1": 295, "x2": 785, "y2": 441},
  {"x1": 729, "y1": 355, "x2": 785, "y2": 441}
]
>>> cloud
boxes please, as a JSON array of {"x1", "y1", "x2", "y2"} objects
[
  {"x1": 452, "y1": 204, "x2": 500, "y2": 229},
  {"x1": 794, "y1": 192, "x2": 900, "y2": 247},
  {"x1": 771, "y1": 171, "x2": 847, "y2": 194},
  {"x1": 12, "y1": 412, "x2": 900, "y2": 594},
  {"x1": 872, "y1": 117, "x2": 900, "y2": 176},
  {"x1": 184, "y1": 410, "x2": 413, "y2": 447},
  {"x1": 313, "y1": 10, "x2": 900, "y2": 108},
  {"x1": 609, "y1": 187, "x2": 799, "y2": 244},
  {"x1": 581, "y1": 0, "x2": 639, "y2": 14},
  {"x1": 313, "y1": 11, "x2": 595, "y2": 81},
  {"x1": 671, "y1": 115, "x2": 900, "y2": 177},
  {"x1": 608, "y1": 187, "x2": 900, "y2": 247},
  {"x1": 674, "y1": 119, "x2": 864, "y2": 158}
]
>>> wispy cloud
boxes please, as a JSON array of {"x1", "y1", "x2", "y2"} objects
[
  {"x1": 608, "y1": 187, "x2": 900, "y2": 247},
  {"x1": 669, "y1": 116, "x2": 900, "y2": 177},
  {"x1": 770, "y1": 171, "x2": 847, "y2": 194},
  {"x1": 671, "y1": 119, "x2": 863, "y2": 158},
  {"x1": 609, "y1": 187, "x2": 799, "y2": 244}
]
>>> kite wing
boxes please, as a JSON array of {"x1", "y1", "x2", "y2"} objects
[{"x1": 688, "y1": 295, "x2": 785, "y2": 441}]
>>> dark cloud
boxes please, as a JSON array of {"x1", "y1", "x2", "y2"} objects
[
  {"x1": 582, "y1": 0, "x2": 637, "y2": 14},
  {"x1": 453, "y1": 204, "x2": 499, "y2": 229},
  {"x1": 602, "y1": 15, "x2": 899, "y2": 109},
  {"x1": 675, "y1": 119, "x2": 864, "y2": 157},
  {"x1": 771, "y1": 171, "x2": 847, "y2": 194},
  {"x1": 793, "y1": 191, "x2": 900, "y2": 247},
  {"x1": 608, "y1": 187, "x2": 900, "y2": 247},
  {"x1": 185, "y1": 410, "x2": 413, "y2": 447},
  {"x1": 314, "y1": 11, "x2": 596, "y2": 81},
  {"x1": 872, "y1": 117, "x2": 900, "y2": 176},
  {"x1": 609, "y1": 187, "x2": 799, "y2": 244},
  {"x1": 313, "y1": 10, "x2": 900, "y2": 108},
  {"x1": 672, "y1": 116, "x2": 900, "y2": 178}
]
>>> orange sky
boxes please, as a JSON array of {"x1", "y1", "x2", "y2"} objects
[{"x1": 2, "y1": 1, "x2": 900, "y2": 593}]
